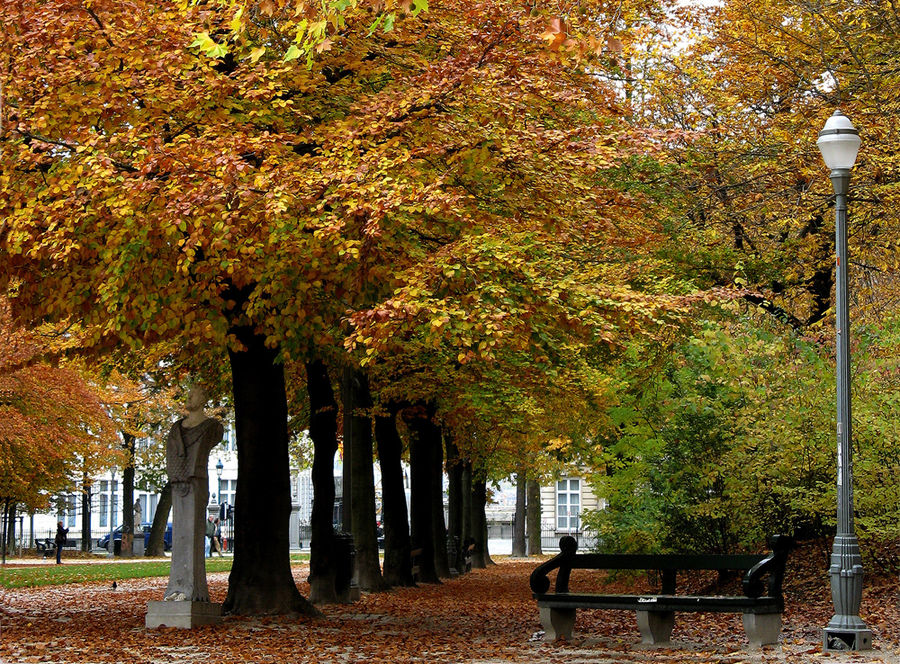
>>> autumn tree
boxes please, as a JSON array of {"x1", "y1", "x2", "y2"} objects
[
  {"x1": 1, "y1": 0, "x2": 705, "y2": 611},
  {"x1": 0, "y1": 300, "x2": 116, "y2": 559}
]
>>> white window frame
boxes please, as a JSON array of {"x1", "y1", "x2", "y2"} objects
[{"x1": 556, "y1": 478, "x2": 581, "y2": 532}]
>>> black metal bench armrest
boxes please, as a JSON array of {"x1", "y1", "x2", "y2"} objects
[
  {"x1": 742, "y1": 535, "x2": 793, "y2": 598},
  {"x1": 530, "y1": 536, "x2": 578, "y2": 594}
]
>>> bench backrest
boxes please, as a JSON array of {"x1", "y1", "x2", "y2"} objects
[{"x1": 530, "y1": 535, "x2": 793, "y2": 599}]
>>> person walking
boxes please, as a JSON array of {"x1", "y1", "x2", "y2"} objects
[
  {"x1": 212, "y1": 518, "x2": 223, "y2": 557},
  {"x1": 205, "y1": 515, "x2": 216, "y2": 557},
  {"x1": 54, "y1": 521, "x2": 68, "y2": 565}
]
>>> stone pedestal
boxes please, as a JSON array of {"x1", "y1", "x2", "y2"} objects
[{"x1": 146, "y1": 601, "x2": 223, "y2": 629}]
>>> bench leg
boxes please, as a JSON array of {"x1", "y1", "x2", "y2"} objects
[
  {"x1": 636, "y1": 611, "x2": 675, "y2": 644},
  {"x1": 743, "y1": 613, "x2": 781, "y2": 647},
  {"x1": 539, "y1": 607, "x2": 576, "y2": 641}
]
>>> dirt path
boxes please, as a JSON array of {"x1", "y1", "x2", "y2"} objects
[{"x1": 1, "y1": 559, "x2": 897, "y2": 663}]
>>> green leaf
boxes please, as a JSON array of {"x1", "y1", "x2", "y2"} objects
[
  {"x1": 411, "y1": 0, "x2": 428, "y2": 16},
  {"x1": 283, "y1": 44, "x2": 302, "y2": 62},
  {"x1": 383, "y1": 12, "x2": 395, "y2": 33}
]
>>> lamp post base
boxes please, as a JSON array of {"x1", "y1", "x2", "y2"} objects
[{"x1": 823, "y1": 627, "x2": 873, "y2": 651}]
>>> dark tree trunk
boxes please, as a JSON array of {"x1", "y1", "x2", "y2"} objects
[
  {"x1": 446, "y1": 436, "x2": 463, "y2": 571},
  {"x1": 511, "y1": 471, "x2": 527, "y2": 557},
  {"x1": 5, "y1": 501, "x2": 16, "y2": 553},
  {"x1": 470, "y1": 477, "x2": 489, "y2": 569},
  {"x1": 526, "y1": 479, "x2": 542, "y2": 556},
  {"x1": 461, "y1": 460, "x2": 473, "y2": 544},
  {"x1": 307, "y1": 358, "x2": 340, "y2": 605},
  {"x1": 431, "y1": 427, "x2": 450, "y2": 578},
  {"x1": 121, "y1": 435, "x2": 136, "y2": 557},
  {"x1": 344, "y1": 367, "x2": 387, "y2": 592},
  {"x1": 223, "y1": 327, "x2": 315, "y2": 616},
  {"x1": 1, "y1": 499, "x2": 8, "y2": 563},
  {"x1": 374, "y1": 402, "x2": 414, "y2": 587},
  {"x1": 146, "y1": 483, "x2": 171, "y2": 557},
  {"x1": 81, "y1": 482, "x2": 92, "y2": 553},
  {"x1": 404, "y1": 404, "x2": 440, "y2": 583},
  {"x1": 341, "y1": 369, "x2": 352, "y2": 535}
]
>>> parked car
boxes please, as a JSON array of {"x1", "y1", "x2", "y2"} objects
[{"x1": 98, "y1": 523, "x2": 172, "y2": 551}]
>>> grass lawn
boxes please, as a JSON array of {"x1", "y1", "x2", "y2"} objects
[
  {"x1": 0, "y1": 558, "x2": 234, "y2": 589},
  {"x1": 0, "y1": 553, "x2": 310, "y2": 589}
]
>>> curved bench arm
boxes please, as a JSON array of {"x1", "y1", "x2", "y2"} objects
[
  {"x1": 529, "y1": 536, "x2": 578, "y2": 594},
  {"x1": 742, "y1": 534, "x2": 793, "y2": 599}
]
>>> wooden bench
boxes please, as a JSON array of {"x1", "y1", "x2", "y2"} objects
[{"x1": 530, "y1": 535, "x2": 792, "y2": 647}]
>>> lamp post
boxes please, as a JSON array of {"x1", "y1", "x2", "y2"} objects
[
  {"x1": 817, "y1": 110, "x2": 872, "y2": 652},
  {"x1": 215, "y1": 458, "x2": 224, "y2": 503}
]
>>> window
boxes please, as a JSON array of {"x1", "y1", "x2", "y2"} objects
[
  {"x1": 67, "y1": 495, "x2": 77, "y2": 527},
  {"x1": 556, "y1": 478, "x2": 581, "y2": 532},
  {"x1": 219, "y1": 479, "x2": 237, "y2": 508},
  {"x1": 99, "y1": 493, "x2": 108, "y2": 528}
]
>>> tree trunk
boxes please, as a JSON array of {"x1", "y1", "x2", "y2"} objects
[
  {"x1": 5, "y1": 501, "x2": 16, "y2": 554},
  {"x1": 526, "y1": 478, "x2": 542, "y2": 555},
  {"x1": 223, "y1": 327, "x2": 315, "y2": 616},
  {"x1": 405, "y1": 404, "x2": 440, "y2": 583},
  {"x1": 431, "y1": 426, "x2": 450, "y2": 578},
  {"x1": 307, "y1": 358, "x2": 340, "y2": 605},
  {"x1": 345, "y1": 367, "x2": 387, "y2": 592},
  {"x1": 461, "y1": 460, "x2": 473, "y2": 545},
  {"x1": 446, "y1": 436, "x2": 463, "y2": 572},
  {"x1": 341, "y1": 369, "x2": 352, "y2": 535},
  {"x1": 81, "y1": 481, "x2": 92, "y2": 553},
  {"x1": 470, "y1": 477, "x2": 489, "y2": 569},
  {"x1": 511, "y1": 471, "x2": 527, "y2": 557},
  {"x1": 121, "y1": 435, "x2": 136, "y2": 557},
  {"x1": 146, "y1": 483, "x2": 171, "y2": 557},
  {"x1": 1, "y1": 499, "x2": 8, "y2": 563},
  {"x1": 374, "y1": 402, "x2": 414, "y2": 587}
]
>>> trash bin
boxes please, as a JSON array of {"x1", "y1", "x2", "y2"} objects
[
  {"x1": 333, "y1": 531, "x2": 356, "y2": 602},
  {"x1": 113, "y1": 539, "x2": 122, "y2": 555},
  {"x1": 447, "y1": 535, "x2": 460, "y2": 576}
]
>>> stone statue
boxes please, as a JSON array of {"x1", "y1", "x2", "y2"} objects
[{"x1": 163, "y1": 387, "x2": 223, "y2": 603}]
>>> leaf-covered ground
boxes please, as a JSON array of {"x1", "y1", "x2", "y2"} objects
[{"x1": 1, "y1": 543, "x2": 898, "y2": 663}]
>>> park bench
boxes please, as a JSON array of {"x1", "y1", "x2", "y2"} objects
[
  {"x1": 35, "y1": 538, "x2": 78, "y2": 558},
  {"x1": 462, "y1": 542, "x2": 475, "y2": 573},
  {"x1": 530, "y1": 535, "x2": 793, "y2": 647}
]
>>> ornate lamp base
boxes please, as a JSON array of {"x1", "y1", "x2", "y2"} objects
[{"x1": 823, "y1": 627, "x2": 873, "y2": 651}]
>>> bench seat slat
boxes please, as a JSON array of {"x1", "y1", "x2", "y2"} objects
[
  {"x1": 535, "y1": 593, "x2": 783, "y2": 614},
  {"x1": 569, "y1": 553, "x2": 766, "y2": 571}
]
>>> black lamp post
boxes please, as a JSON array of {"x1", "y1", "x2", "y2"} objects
[{"x1": 816, "y1": 110, "x2": 872, "y2": 652}]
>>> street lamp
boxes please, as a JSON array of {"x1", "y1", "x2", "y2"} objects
[
  {"x1": 215, "y1": 458, "x2": 224, "y2": 505},
  {"x1": 817, "y1": 110, "x2": 872, "y2": 652}
]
